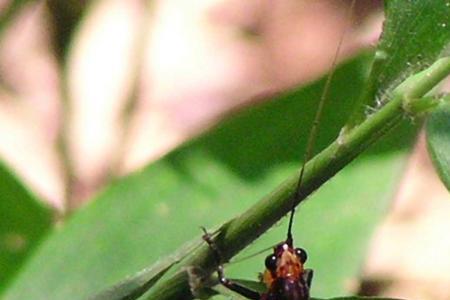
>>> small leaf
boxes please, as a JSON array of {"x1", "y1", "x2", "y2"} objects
[
  {"x1": 426, "y1": 101, "x2": 450, "y2": 191},
  {"x1": 0, "y1": 161, "x2": 53, "y2": 294}
]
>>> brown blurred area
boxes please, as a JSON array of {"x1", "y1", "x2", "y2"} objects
[
  {"x1": 0, "y1": 0, "x2": 449, "y2": 299},
  {"x1": 0, "y1": 0, "x2": 380, "y2": 208},
  {"x1": 358, "y1": 133, "x2": 450, "y2": 300}
]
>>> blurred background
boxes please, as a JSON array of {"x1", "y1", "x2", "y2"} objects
[{"x1": 0, "y1": 0, "x2": 449, "y2": 299}]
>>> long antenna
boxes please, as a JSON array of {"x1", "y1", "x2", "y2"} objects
[{"x1": 286, "y1": 0, "x2": 357, "y2": 242}]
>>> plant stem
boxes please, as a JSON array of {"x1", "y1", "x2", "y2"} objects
[{"x1": 145, "y1": 57, "x2": 450, "y2": 300}]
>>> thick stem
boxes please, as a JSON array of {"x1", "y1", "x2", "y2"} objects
[{"x1": 145, "y1": 57, "x2": 450, "y2": 300}]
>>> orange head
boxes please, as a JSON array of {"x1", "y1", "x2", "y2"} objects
[{"x1": 262, "y1": 239, "x2": 308, "y2": 287}]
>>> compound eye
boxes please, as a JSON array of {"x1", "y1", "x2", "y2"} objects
[
  {"x1": 265, "y1": 254, "x2": 277, "y2": 271},
  {"x1": 295, "y1": 248, "x2": 308, "y2": 263}
]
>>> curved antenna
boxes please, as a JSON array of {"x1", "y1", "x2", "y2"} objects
[{"x1": 286, "y1": 0, "x2": 357, "y2": 242}]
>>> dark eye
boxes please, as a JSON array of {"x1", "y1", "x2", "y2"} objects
[
  {"x1": 295, "y1": 248, "x2": 307, "y2": 263},
  {"x1": 265, "y1": 254, "x2": 277, "y2": 271}
]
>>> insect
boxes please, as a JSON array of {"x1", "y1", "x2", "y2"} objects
[
  {"x1": 202, "y1": 1, "x2": 357, "y2": 299},
  {"x1": 202, "y1": 225, "x2": 313, "y2": 300}
]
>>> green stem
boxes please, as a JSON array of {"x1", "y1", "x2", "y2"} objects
[{"x1": 145, "y1": 57, "x2": 450, "y2": 300}]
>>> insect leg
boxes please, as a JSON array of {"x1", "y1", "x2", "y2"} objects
[
  {"x1": 201, "y1": 227, "x2": 261, "y2": 300},
  {"x1": 302, "y1": 269, "x2": 314, "y2": 289}
]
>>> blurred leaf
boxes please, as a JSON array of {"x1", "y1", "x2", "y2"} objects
[
  {"x1": 89, "y1": 263, "x2": 171, "y2": 300},
  {"x1": 3, "y1": 54, "x2": 417, "y2": 300},
  {"x1": 348, "y1": 0, "x2": 450, "y2": 126},
  {"x1": 426, "y1": 101, "x2": 450, "y2": 191},
  {"x1": 0, "y1": 161, "x2": 53, "y2": 295},
  {"x1": 89, "y1": 237, "x2": 204, "y2": 300}
]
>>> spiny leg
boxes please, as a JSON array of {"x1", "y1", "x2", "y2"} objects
[{"x1": 201, "y1": 227, "x2": 261, "y2": 300}]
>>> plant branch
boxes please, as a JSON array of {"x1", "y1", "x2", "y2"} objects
[{"x1": 145, "y1": 57, "x2": 450, "y2": 300}]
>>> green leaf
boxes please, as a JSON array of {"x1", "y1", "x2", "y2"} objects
[
  {"x1": 3, "y1": 54, "x2": 417, "y2": 300},
  {"x1": 348, "y1": 0, "x2": 450, "y2": 126},
  {"x1": 426, "y1": 100, "x2": 450, "y2": 191},
  {"x1": 89, "y1": 237, "x2": 204, "y2": 300},
  {"x1": 89, "y1": 263, "x2": 172, "y2": 300},
  {"x1": 0, "y1": 161, "x2": 53, "y2": 294}
]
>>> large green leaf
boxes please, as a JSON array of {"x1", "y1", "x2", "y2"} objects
[
  {"x1": 3, "y1": 54, "x2": 417, "y2": 300},
  {"x1": 349, "y1": 0, "x2": 450, "y2": 126},
  {"x1": 0, "y1": 161, "x2": 53, "y2": 294},
  {"x1": 426, "y1": 101, "x2": 450, "y2": 191}
]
